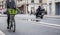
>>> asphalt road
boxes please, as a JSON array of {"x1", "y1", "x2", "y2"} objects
[{"x1": 0, "y1": 16, "x2": 60, "y2": 35}]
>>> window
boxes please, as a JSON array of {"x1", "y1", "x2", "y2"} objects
[
  {"x1": 20, "y1": 0, "x2": 22, "y2": 1},
  {"x1": 18, "y1": 0, "x2": 22, "y2": 1},
  {"x1": 18, "y1": 0, "x2": 22, "y2": 2},
  {"x1": 31, "y1": 7, "x2": 35, "y2": 14},
  {"x1": 31, "y1": 0, "x2": 34, "y2": 3},
  {"x1": 2, "y1": 1, "x2": 3, "y2": 8},
  {"x1": 0, "y1": 1, "x2": 3, "y2": 9},
  {"x1": 39, "y1": 0, "x2": 42, "y2": 3},
  {"x1": 9, "y1": 0, "x2": 12, "y2": 2}
]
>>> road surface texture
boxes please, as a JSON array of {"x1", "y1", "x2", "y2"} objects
[{"x1": 0, "y1": 14, "x2": 60, "y2": 35}]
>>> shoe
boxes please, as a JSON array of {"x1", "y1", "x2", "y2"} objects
[{"x1": 7, "y1": 26, "x2": 9, "y2": 29}]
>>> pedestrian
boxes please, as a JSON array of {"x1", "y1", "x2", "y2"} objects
[
  {"x1": 31, "y1": 10, "x2": 33, "y2": 14},
  {"x1": 36, "y1": 6, "x2": 42, "y2": 18}
]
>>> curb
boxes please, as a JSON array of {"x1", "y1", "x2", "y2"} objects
[
  {"x1": 44, "y1": 15, "x2": 60, "y2": 19},
  {"x1": 0, "y1": 14, "x2": 60, "y2": 19},
  {"x1": 0, "y1": 14, "x2": 7, "y2": 17}
]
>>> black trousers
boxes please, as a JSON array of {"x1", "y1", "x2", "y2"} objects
[
  {"x1": 7, "y1": 15, "x2": 15, "y2": 27},
  {"x1": 7, "y1": 15, "x2": 10, "y2": 27}
]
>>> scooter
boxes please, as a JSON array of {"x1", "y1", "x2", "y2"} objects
[{"x1": 36, "y1": 12, "x2": 45, "y2": 19}]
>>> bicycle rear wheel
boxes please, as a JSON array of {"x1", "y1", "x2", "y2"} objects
[
  {"x1": 12, "y1": 20, "x2": 16, "y2": 32},
  {"x1": 9, "y1": 21, "x2": 12, "y2": 30}
]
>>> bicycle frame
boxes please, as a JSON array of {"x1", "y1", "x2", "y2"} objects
[{"x1": 9, "y1": 15, "x2": 15, "y2": 32}]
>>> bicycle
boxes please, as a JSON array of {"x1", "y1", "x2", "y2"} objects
[
  {"x1": 9, "y1": 15, "x2": 16, "y2": 32},
  {"x1": 7, "y1": 8, "x2": 18, "y2": 32}
]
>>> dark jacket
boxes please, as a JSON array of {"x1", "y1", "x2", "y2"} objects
[
  {"x1": 6, "y1": 0, "x2": 16, "y2": 15},
  {"x1": 6, "y1": 0, "x2": 16, "y2": 8},
  {"x1": 36, "y1": 6, "x2": 42, "y2": 15}
]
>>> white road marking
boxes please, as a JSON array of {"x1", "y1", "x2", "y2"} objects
[
  {"x1": 16, "y1": 17, "x2": 60, "y2": 29},
  {"x1": 39, "y1": 22, "x2": 60, "y2": 27},
  {"x1": 29, "y1": 21, "x2": 60, "y2": 29},
  {"x1": 39, "y1": 22, "x2": 60, "y2": 29},
  {"x1": 27, "y1": 19, "x2": 60, "y2": 29}
]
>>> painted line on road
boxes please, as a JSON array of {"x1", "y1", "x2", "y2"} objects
[
  {"x1": 39, "y1": 22, "x2": 60, "y2": 27},
  {"x1": 15, "y1": 18, "x2": 60, "y2": 29},
  {"x1": 27, "y1": 19, "x2": 60, "y2": 29},
  {"x1": 0, "y1": 30, "x2": 5, "y2": 35},
  {"x1": 37, "y1": 22, "x2": 60, "y2": 29},
  {"x1": 30, "y1": 21, "x2": 60, "y2": 29}
]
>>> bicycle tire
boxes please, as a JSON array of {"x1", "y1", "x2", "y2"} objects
[
  {"x1": 12, "y1": 20, "x2": 16, "y2": 32},
  {"x1": 9, "y1": 21, "x2": 12, "y2": 30}
]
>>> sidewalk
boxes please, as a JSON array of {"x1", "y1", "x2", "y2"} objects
[
  {"x1": 44, "y1": 15, "x2": 60, "y2": 19},
  {"x1": 0, "y1": 14, "x2": 7, "y2": 17},
  {"x1": 15, "y1": 14, "x2": 36, "y2": 20},
  {"x1": 0, "y1": 14, "x2": 60, "y2": 19}
]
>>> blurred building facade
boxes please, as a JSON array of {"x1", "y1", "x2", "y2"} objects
[
  {"x1": 1, "y1": 0, "x2": 60, "y2": 15},
  {"x1": 0, "y1": 0, "x2": 42, "y2": 14},
  {"x1": 42, "y1": 0, "x2": 60, "y2": 16},
  {"x1": 42, "y1": 0, "x2": 47, "y2": 11},
  {"x1": 16, "y1": 0, "x2": 42, "y2": 14},
  {"x1": 16, "y1": 0, "x2": 26, "y2": 14},
  {"x1": 0, "y1": 0, "x2": 6, "y2": 14}
]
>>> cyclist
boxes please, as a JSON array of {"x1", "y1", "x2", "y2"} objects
[{"x1": 6, "y1": 0, "x2": 18, "y2": 29}]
